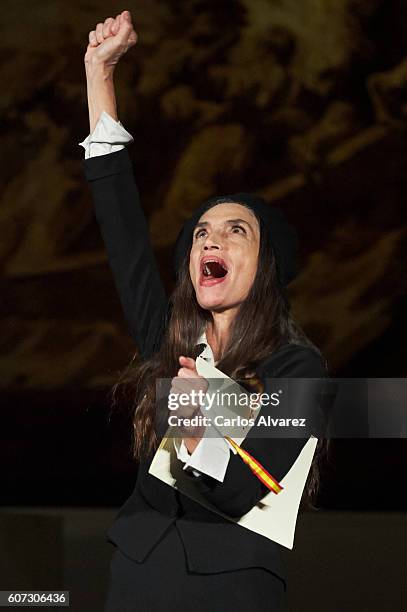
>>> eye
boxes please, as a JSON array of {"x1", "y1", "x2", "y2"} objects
[
  {"x1": 194, "y1": 228, "x2": 207, "y2": 239},
  {"x1": 231, "y1": 224, "x2": 246, "y2": 234}
]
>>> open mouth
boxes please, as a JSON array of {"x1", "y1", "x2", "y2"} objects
[
  {"x1": 202, "y1": 260, "x2": 228, "y2": 278},
  {"x1": 200, "y1": 258, "x2": 229, "y2": 285}
]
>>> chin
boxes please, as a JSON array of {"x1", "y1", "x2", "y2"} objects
[
  {"x1": 196, "y1": 292, "x2": 234, "y2": 312},
  {"x1": 196, "y1": 297, "x2": 220, "y2": 310}
]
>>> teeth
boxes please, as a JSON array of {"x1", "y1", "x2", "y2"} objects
[
  {"x1": 202, "y1": 259, "x2": 227, "y2": 269},
  {"x1": 201, "y1": 260, "x2": 228, "y2": 279}
]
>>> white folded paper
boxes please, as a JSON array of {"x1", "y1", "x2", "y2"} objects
[{"x1": 148, "y1": 356, "x2": 317, "y2": 549}]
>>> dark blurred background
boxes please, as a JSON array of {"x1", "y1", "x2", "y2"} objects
[
  {"x1": 0, "y1": 1, "x2": 406, "y2": 608},
  {"x1": 1, "y1": 0, "x2": 406, "y2": 509}
]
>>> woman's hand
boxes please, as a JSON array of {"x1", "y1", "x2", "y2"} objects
[
  {"x1": 84, "y1": 10, "x2": 138, "y2": 73},
  {"x1": 84, "y1": 10, "x2": 138, "y2": 134},
  {"x1": 170, "y1": 356, "x2": 209, "y2": 454}
]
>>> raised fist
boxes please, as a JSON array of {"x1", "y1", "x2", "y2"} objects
[{"x1": 84, "y1": 10, "x2": 138, "y2": 70}]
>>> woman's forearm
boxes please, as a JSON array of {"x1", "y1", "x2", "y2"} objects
[{"x1": 85, "y1": 61, "x2": 118, "y2": 133}]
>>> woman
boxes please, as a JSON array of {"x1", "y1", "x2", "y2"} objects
[{"x1": 82, "y1": 11, "x2": 331, "y2": 612}]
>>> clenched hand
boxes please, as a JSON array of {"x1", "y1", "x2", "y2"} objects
[
  {"x1": 170, "y1": 356, "x2": 209, "y2": 454},
  {"x1": 84, "y1": 9, "x2": 138, "y2": 71}
]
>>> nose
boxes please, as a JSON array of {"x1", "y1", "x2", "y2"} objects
[
  {"x1": 203, "y1": 242, "x2": 220, "y2": 251},
  {"x1": 202, "y1": 229, "x2": 223, "y2": 251}
]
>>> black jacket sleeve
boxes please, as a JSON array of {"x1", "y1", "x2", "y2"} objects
[
  {"x1": 82, "y1": 148, "x2": 168, "y2": 360},
  {"x1": 189, "y1": 345, "x2": 331, "y2": 518}
]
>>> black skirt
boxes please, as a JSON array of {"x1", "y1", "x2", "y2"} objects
[{"x1": 105, "y1": 522, "x2": 287, "y2": 612}]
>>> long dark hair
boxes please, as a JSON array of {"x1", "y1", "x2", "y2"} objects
[{"x1": 111, "y1": 206, "x2": 331, "y2": 509}]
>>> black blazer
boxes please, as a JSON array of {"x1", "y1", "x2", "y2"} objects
[{"x1": 83, "y1": 148, "x2": 331, "y2": 587}]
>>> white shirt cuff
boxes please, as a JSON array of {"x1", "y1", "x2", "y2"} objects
[
  {"x1": 78, "y1": 110, "x2": 134, "y2": 159},
  {"x1": 173, "y1": 427, "x2": 237, "y2": 483}
]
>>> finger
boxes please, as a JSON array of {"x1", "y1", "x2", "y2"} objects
[
  {"x1": 117, "y1": 12, "x2": 134, "y2": 37},
  {"x1": 102, "y1": 17, "x2": 114, "y2": 38},
  {"x1": 170, "y1": 382, "x2": 202, "y2": 404},
  {"x1": 179, "y1": 356, "x2": 196, "y2": 370},
  {"x1": 128, "y1": 29, "x2": 138, "y2": 46},
  {"x1": 171, "y1": 377, "x2": 193, "y2": 393},
  {"x1": 177, "y1": 367, "x2": 198, "y2": 379},
  {"x1": 111, "y1": 15, "x2": 120, "y2": 35},
  {"x1": 95, "y1": 22, "x2": 104, "y2": 44},
  {"x1": 173, "y1": 378, "x2": 207, "y2": 402},
  {"x1": 88, "y1": 30, "x2": 98, "y2": 46},
  {"x1": 176, "y1": 405, "x2": 199, "y2": 418},
  {"x1": 121, "y1": 9, "x2": 132, "y2": 23}
]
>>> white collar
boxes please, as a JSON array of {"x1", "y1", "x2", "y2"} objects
[{"x1": 196, "y1": 329, "x2": 216, "y2": 365}]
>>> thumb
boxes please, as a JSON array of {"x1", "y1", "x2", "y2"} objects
[{"x1": 179, "y1": 356, "x2": 197, "y2": 371}]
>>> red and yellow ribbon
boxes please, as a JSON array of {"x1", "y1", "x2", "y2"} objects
[{"x1": 224, "y1": 436, "x2": 283, "y2": 494}]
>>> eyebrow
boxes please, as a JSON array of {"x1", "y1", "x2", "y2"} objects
[{"x1": 194, "y1": 218, "x2": 254, "y2": 230}]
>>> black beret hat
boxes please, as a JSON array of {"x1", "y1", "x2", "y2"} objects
[{"x1": 173, "y1": 192, "x2": 299, "y2": 287}]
